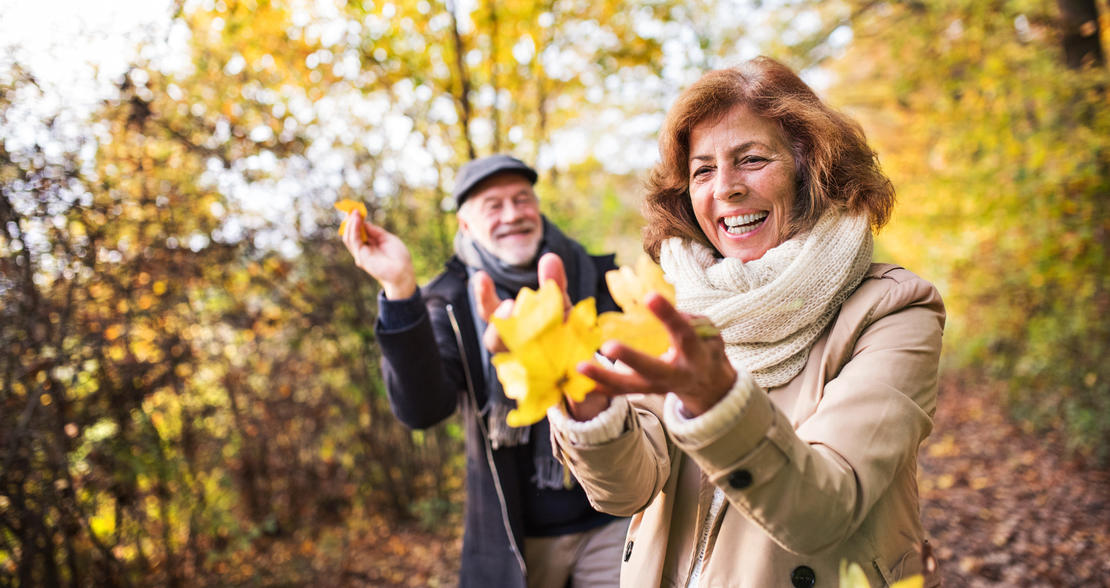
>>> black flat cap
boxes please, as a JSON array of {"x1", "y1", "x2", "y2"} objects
[{"x1": 452, "y1": 154, "x2": 538, "y2": 208}]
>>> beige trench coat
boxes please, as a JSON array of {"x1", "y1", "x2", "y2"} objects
[{"x1": 552, "y1": 264, "x2": 945, "y2": 588}]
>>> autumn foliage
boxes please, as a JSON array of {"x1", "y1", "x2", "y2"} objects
[{"x1": 2, "y1": 0, "x2": 1108, "y2": 586}]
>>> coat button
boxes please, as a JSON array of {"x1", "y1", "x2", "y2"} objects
[
  {"x1": 791, "y1": 565, "x2": 816, "y2": 588},
  {"x1": 727, "y1": 469, "x2": 753, "y2": 489},
  {"x1": 623, "y1": 540, "x2": 634, "y2": 562}
]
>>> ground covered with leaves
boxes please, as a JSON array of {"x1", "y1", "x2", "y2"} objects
[
  {"x1": 919, "y1": 377, "x2": 1110, "y2": 586},
  {"x1": 337, "y1": 514, "x2": 461, "y2": 587},
  {"x1": 350, "y1": 376, "x2": 1109, "y2": 587}
]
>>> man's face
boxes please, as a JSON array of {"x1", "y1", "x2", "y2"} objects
[{"x1": 458, "y1": 173, "x2": 543, "y2": 267}]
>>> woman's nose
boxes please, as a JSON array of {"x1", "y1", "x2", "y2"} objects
[{"x1": 713, "y1": 167, "x2": 745, "y2": 201}]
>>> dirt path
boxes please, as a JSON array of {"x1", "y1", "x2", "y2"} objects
[{"x1": 919, "y1": 377, "x2": 1110, "y2": 586}]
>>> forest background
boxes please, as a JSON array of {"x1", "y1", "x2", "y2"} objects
[{"x1": 2, "y1": 0, "x2": 1108, "y2": 586}]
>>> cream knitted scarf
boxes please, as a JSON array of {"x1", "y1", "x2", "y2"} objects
[{"x1": 659, "y1": 212, "x2": 873, "y2": 389}]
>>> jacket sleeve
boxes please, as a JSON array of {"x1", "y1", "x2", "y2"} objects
[
  {"x1": 375, "y1": 290, "x2": 470, "y2": 430},
  {"x1": 550, "y1": 396, "x2": 677, "y2": 517},
  {"x1": 669, "y1": 271, "x2": 945, "y2": 555}
]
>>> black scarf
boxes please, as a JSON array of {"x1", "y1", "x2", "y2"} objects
[{"x1": 455, "y1": 216, "x2": 598, "y2": 489}]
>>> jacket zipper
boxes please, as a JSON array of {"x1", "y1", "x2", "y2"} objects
[
  {"x1": 686, "y1": 487, "x2": 725, "y2": 588},
  {"x1": 446, "y1": 304, "x2": 527, "y2": 578}
]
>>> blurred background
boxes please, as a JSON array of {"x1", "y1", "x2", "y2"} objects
[{"x1": 1, "y1": 0, "x2": 1107, "y2": 586}]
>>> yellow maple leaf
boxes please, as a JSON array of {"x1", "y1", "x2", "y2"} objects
[
  {"x1": 491, "y1": 281, "x2": 600, "y2": 427},
  {"x1": 607, "y1": 255, "x2": 675, "y2": 309},
  {"x1": 838, "y1": 561, "x2": 924, "y2": 588},
  {"x1": 334, "y1": 199, "x2": 368, "y2": 240},
  {"x1": 598, "y1": 255, "x2": 675, "y2": 356},
  {"x1": 598, "y1": 308, "x2": 670, "y2": 356},
  {"x1": 493, "y1": 279, "x2": 566, "y2": 350}
]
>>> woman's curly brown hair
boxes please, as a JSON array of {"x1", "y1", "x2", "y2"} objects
[{"x1": 642, "y1": 56, "x2": 895, "y2": 260}]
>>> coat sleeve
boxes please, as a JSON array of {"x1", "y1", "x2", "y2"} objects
[
  {"x1": 670, "y1": 271, "x2": 945, "y2": 555},
  {"x1": 375, "y1": 291, "x2": 470, "y2": 430},
  {"x1": 550, "y1": 396, "x2": 677, "y2": 517}
]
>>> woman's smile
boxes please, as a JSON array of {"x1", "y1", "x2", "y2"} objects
[{"x1": 721, "y1": 211, "x2": 769, "y2": 235}]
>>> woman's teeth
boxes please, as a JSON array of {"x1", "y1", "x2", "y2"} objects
[{"x1": 722, "y1": 212, "x2": 768, "y2": 235}]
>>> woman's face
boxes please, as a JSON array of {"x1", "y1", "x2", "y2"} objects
[{"x1": 687, "y1": 103, "x2": 796, "y2": 262}]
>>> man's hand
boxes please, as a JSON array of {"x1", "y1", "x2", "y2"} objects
[
  {"x1": 472, "y1": 252, "x2": 573, "y2": 354},
  {"x1": 474, "y1": 253, "x2": 616, "y2": 421},
  {"x1": 341, "y1": 209, "x2": 417, "y2": 300}
]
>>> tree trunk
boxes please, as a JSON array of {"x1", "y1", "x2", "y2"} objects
[
  {"x1": 489, "y1": 0, "x2": 502, "y2": 153},
  {"x1": 1057, "y1": 0, "x2": 1105, "y2": 68},
  {"x1": 447, "y1": 0, "x2": 477, "y2": 160}
]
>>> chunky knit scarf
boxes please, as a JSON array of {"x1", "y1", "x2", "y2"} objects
[{"x1": 659, "y1": 212, "x2": 873, "y2": 389}]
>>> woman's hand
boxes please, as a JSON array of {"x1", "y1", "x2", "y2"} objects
[{"x1": 580, "y1": 294, "x2": 737, "y2": 417}]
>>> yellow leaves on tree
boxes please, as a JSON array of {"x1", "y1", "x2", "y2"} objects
[
  {"x1": 598, "y1": 255, "x2": 676, "y2": 357},
  {"x1": 489, "y1": 256, "x2": 678, "y2": 428},
  {"x1": 334, "y1": 199, "x2": 368, "y2": 241},
  {"x1": 490, "y1": 281, "x2": 600, "y2": 427}
]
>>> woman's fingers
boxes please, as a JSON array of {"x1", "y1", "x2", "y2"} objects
[
  {"x1": 586, "y1": 292, "x2": 735, "y2": 412},
  {"x1": 597, "y1": 340, "x2": 677, "y2": 385},
  {"x1": 578, "y1": 357, "x2": 661, "y2": 397},
  {"x1": 644, "y1": 293, "x2": 707, "y2": 357},
  {"x1": 581, "y1": 293, "x2": 697, "y2": 392}
]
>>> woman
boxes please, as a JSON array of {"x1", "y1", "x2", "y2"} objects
[{"x1": 540, "y1": 57, "x2": 944, "y2": 587}]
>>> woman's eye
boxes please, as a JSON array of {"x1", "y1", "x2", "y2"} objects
[
  {"x1": 741, "y1": 156, "x2": 767, "y2": 165},
  {"x1": 691, "y1": 166, "x2": 712, "y2": 179}
]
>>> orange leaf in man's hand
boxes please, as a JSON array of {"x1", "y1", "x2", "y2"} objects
[{"x1": 335, "y1": 199, "x2": 369, "y2": 241}]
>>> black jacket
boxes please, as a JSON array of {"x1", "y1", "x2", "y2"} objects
[{"x1": 375, "y1": 254, "x2": 619, "y2": 588}]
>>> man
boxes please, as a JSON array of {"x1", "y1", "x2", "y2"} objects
[{"x1": 341, "y1": 154, "x2": 626, "y2": 588}]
